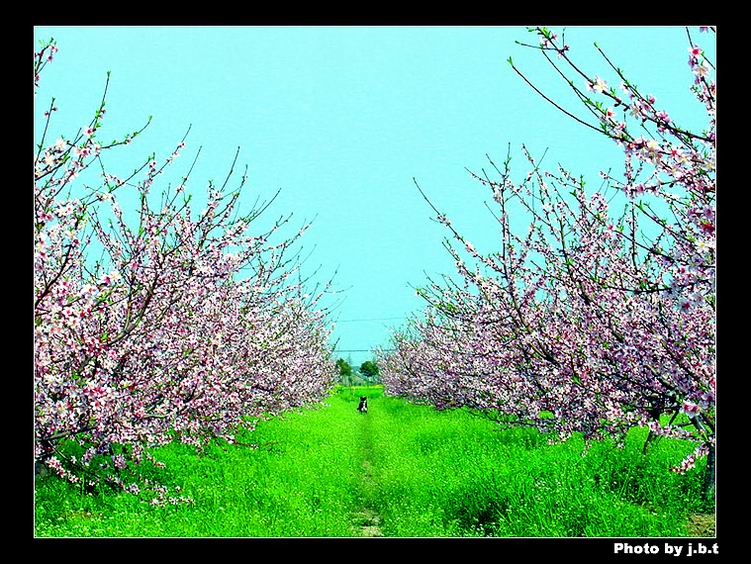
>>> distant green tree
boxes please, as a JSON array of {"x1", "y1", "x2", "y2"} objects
[
  {"x1": 336, "y1": 358, "x2": 353, "y2": 382},
  {"x1": 359, "y1": 360, "x2": 380, "y2": 382}
]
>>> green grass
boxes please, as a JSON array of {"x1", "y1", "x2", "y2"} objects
[{"x1": 35, "y1": 386, "x2": 712, "y2": 537}]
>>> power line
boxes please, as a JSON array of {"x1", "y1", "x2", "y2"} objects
[
  {"x1": 333, "y1": 349, "x2": 395, "y2": 352},
  {"x1": 335, "y1": 317, "x2": 408, "y2": 323}
]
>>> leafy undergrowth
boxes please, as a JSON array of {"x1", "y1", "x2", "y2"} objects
[
  {"x1": 35, "y1": 386, "x2": 712, "y2": 537},
  {"x1": 35, "y1": 393, "x2": 364, "y2": 537},
  {"x1": 365, "y1": 393, "x2": 711, "y2": 537}
]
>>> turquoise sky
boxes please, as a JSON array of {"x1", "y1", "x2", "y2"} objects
[{"x1": 34, "y1": 26, "x2": 715, "y2": 365}]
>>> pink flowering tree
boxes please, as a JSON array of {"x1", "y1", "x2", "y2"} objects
[
  {"x1": 379, "y1": 27, "x2": 715, "y2": 499},
  {"x1": 34, "y1": 39, "x2": 336, "y2": 502}
]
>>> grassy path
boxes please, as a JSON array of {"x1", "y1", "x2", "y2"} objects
[
  {"x1": 352, "y1": 402, "x2": 383, "y2": 536},
  {"x1": 35, "y1": 386, "x2": 712, "y2": 537}
]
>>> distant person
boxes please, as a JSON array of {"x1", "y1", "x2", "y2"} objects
[{"x1": 357, "y1": 396, "x2": 368, "y2": 414}]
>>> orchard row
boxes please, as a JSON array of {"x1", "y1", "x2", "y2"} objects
[
  {"x1": 379, "y1": 27, "x2": 716, "y2": 493},
  {"x1": 34, "y1": 40, "x2": 335, "y2": 502}
]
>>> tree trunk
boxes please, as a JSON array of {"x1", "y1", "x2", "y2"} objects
[
  {"x1": 35, "y1": 460, "x2": 49, "y2": 478},
  {"x1": 703, "y1": 443, "x2": 715, "y2": 505},
  {"x1": 642, "y1": 430, "x2": 654, "y2": 455}
]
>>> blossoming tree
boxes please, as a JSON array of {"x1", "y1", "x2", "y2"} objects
[
  {"x1": 379, "y1": 26, "x2": 715, "y2": 499},
  {"x1": 34, "y1": 39, "x2": 336, "y2": 502}
]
